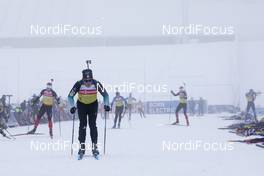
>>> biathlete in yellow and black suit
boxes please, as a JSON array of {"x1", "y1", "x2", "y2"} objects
[
  {"x1": 28, "y1": 82, "x2": 60, "y2": 138},
  {"x1": 171, "y1": 86, "x2": 189, "y2": 126},
  {"x1": 126, "y1": 93, "x2": 136, "y2": 121},
  {"x1": 111, "y1": 91, "x2": 127, "y2": 129},
  {"x1": 68, "y1": 68, "x2": 110, "y2": 158}
]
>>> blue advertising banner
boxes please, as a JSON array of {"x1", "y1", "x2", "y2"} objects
[
  {"x1": 145, "y1": 100, "x2": 208, "y2": 114},
  {"x1": 146, "y1": 101, "x2": 178, "y2": 114}
]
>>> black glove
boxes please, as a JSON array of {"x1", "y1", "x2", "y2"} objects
[
  {"x1": 57, "y1": 98, "x2": 61, "y2": 105},
  {"x1": 70, "y1": 107, "x2": 77, "y2": 114},
  {"x1": 104, "y1": 105, "x2": 110, "y2": 112}
]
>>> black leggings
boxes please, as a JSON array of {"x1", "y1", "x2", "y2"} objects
[
  {"x1": 37, "y1": 105, "x2": 52, "y2": 120},
  {"x1": 138, "y1": 108, "x2": 145, "y2": 118},
  {"x1": 175, "y1": 103, "x2": 188, "y2": 122},
  {"x1": 77, "y1": 101, "x2": 98, "y2": 145},
  {"x1": 114, "y1": 106, "x2": 124, "y2": 126},
  {"x1": 176, "y1": 103, "x2": 187, "y2": 114},
  {"x1": 246, "y1": 102, "x2": 257, "y2": 118},
  {"x1": 34, "y1": 105, "x2": 53, "y2": 128}
]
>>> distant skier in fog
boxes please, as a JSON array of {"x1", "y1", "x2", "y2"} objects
[
  {"x1": 0, "y1": 115, "x2": 7, "y2": 138},
  {"x1": 171, "y1": 86, "x2": 189, "y2": 126},
  {"x1": 137, "y1": 100, "x2": 146, "y2": 118},
  {"x1": 0, "y1": 95, "x2": 6, "y2": 108},
  {"x1": 189, "y1": 97, "x2": 196, "y2": 116},
  {"x1": 198, "y1": 97, "x2": 204, "y2": 116},
  {"x1": 245, "y1": 89, "x2": 260, "y2": 122},
  {"x1": 111, "y1": 91, "x2": 127, "y2": 129},
  {"x1": 126, "y1": 93, "x2": 136, "y2": 121},
  {"x1": 0, "y1": 101, "x2": 8, "y2": 138},
  {"x1": 0, "y1": 98, "x2": 5, "y2": 120},
  {"x1": 0, "y1": 95, "x2": 8, "y2": 122}
]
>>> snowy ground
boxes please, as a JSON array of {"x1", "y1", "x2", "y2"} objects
[{"x1": 1, "y1": 114, "x2": 263, "y2": 176}]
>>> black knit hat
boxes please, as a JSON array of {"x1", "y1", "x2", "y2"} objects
[{"x1": 82, "y1": 69, "x2": 93, "y2": 79}]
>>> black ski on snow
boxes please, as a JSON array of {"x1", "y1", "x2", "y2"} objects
[
  {"x1": 218, "y1": 127, "x2": 232, "y2": 130},
  {"x1": 256, "y1": 143, "x2": 264, "y2": 148},
  {"x1": 228, "y1": 131, "x2": 237, "y2": 134},
  {"x1": 159, "y1": 123, "x2": 188, "y2": 127},
  {"x1": 11, "y1": 132, "x2": 45, "y2": 137},
  {"x1": 172, "y1": 124, "x2": 188, "y2": 126},
  {"x1": 228, "y1": 138, "x2": 264, "y2": 144}
]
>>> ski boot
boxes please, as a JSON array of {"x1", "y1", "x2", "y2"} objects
[
  {"x1": 112, "y1": 124, "x2": 116, "y2": 129},
  {"x1": 27, "y1": 127, "x2": 36, "y2": 134},
  {"x1": 118, "y1": 123, "x2": 121, "y2": 129},
  {"x1": 92, "y1": 144, "x2": 100, "y2": 160},
  {"x1": 77, "y1": 144, "x2": 85, "y2": 160},
  {"x1": 171, "y1": 120, "x2": 179, "y2": 125},
  {"x1": 49, "y1": 128, "x2": 53, "y2": 139},
  {"x1": 172, "y1": 115, "x2": 180, "y2": 125},
  {"x1": 186, "y1": 118, "x2": 190, "y2": 126}
]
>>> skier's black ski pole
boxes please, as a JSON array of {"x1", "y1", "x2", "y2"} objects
[
  {"x1": 27, "y1": 106, "x2": 30, "y2": 132},
  {"x1": 103, "y1": 110, "x2": 107, "y2": 155},
  {"x1": 58, "y1": 107, "x2": 61, "y2": 137},
  {"x1": 169, "y1": 93, "x2": 172, "y2": 123},
  {"x1": 71, "y1": 113, "x2": 76, "y2": 156}
]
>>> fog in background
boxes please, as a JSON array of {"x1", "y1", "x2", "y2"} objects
[{"x1": 0, "y1": 0, "x2": 264, "y2": 108}]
